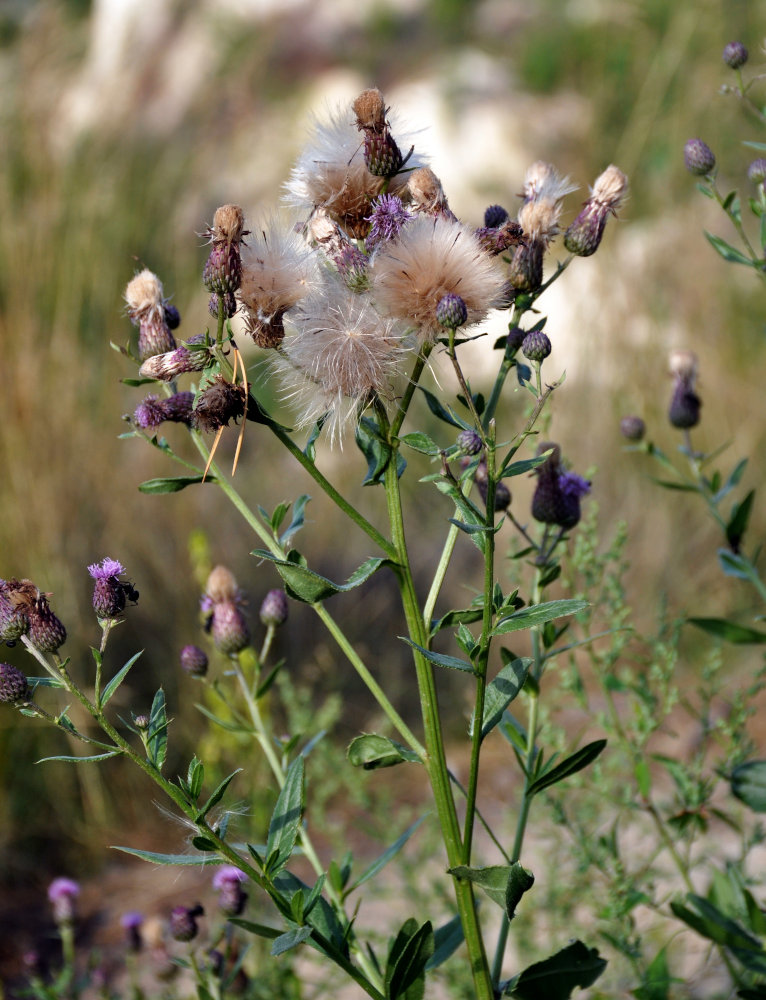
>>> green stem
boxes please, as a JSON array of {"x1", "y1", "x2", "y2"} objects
[
  {"x1": 380, "y1": 410, "x2": 493, "y2": 1000},
  {"x1": 463, "y1": 428, "x2": 497, "y2": 861},
  {"x1": 390, "y1": 345, "x2": 432, "y2": 439},
  {"x1": 483, "y1": 306, "x2": 526, "y2": 428}
]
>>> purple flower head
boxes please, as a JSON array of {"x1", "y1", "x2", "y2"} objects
[
  {"x1": 365, "y1": 194, "x2": 412, "y2": 251},
  {"x1": 121, "y1": 911, "x2": 144, "y2": 951},
  {"x1": 558, "y1": 470, "x2": 591, "y2": 498},
  {"x1": 213, "y1": 867, "x2": 248, "y2": 916},
  {"x1": 87, "y1": 558, "x2": 138, "y2": 619},
  {"x1": 180, "y1": 644, "x2": 208, "y2": 678},
  {"x1": 0, "y1": 663, "x2": 29, "y2": 703},
  {"x1": 259, "y1": 589, "x2": 289, "y2": 628},
  {"x1": 48, "y1": 877, "x2": 80, "y2": 923},
  {"x1": 212, "y1": 866, "x2": 247, "y2": 890},
  {"x1": 88, "y1": 558, "x2": 125, "y2": 581},
  {"x1": 170, "y1": 904, "x2": 204, "y2": 943}
]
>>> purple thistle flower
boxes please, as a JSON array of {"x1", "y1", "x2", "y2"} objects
[
  {"x1": 259, "y1": 590, "x2": 289, "y2": 628},
  {"x1": 170, "y1": 904, "x2": 204, "y2": 942},
  {"x1": 212, "y1": 866, "x2": 247, "y2": 890},
  {"x1": 365, "y1": 194, "x2": 412, "y2": 251},
  {"x1": 558, "y1": 470, "x2": 591, "y2": 498},
  {"x1": 88, "y1": 558, "x2": 138, "y2": 619},
  {"x1": 48, "y1": 877, "x2": 80, "y2": 923},
  {"x1": 212, "y1": 867, "x2": 248, "y2": 917},
  {"x1": 180, "y1": 644, "x2": 208, "y2": 677},
  {"x1": 0, "y1": 662, "x2": 29, "y2": 703},
  {"x1": 121, "y1": 911, "x2": 144, "y2": 952},
  {"x1": 134, "y1": 392, "x2": 195, "y2": 429}
]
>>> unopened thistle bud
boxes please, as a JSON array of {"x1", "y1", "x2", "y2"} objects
[
  {"x1": 169, "y1": 904, "x2": 204, "y2": 943},
  {"x1": 202, "y1": 205, "x2": 247, "y2": 295},
  {"x1": 134, "y1": 392, "x2": 195, "y2": 429},
  {"x1": 620, "y1": 415, "x2": 646, "y2": 441},
  {"x1": 748, "y1": 159, "x2": 766, "y2": 185},
  {"x1": 26, "y1": 591, "x2": 66, "y2": 653},
  {"x1": 475, "y1": 219, "x2": 526, "y2": 255},
  {"x1": 125, "y1": 270, "x2": 177, "y2": 361},
  {"x1": 121, "y1": 912, "x2": 144, "y2": 952},
  {"x1": 210, "y1": 601, "x2": 250, "y2": 654},
  {"x1": 134, "y1": 714, "x2": 150, "y2": 730},
  {"x1": 474, "y1": 460, "x2": 511, "y2": 512},
  {"x1": 0, "y1": 662, "x2": 29, "y2": 703},
  {"x1": 684, "y1": 139, "x2": 716, "y2": 176},
  {"x1": 259, "y1": 589, "x2": 289, "y2": 628},
  {"x1": 87, "y1": 558, "x2": 139, "y2": 619},
  {"x1": 457, "y1": 429, "x2": 483, "y2": 455},
  {"x1": 352, "y1": 88, "x2": 405, "y2": 178},
  {"x1": 521, "y1": 330, "x2": 551, "y2": 362},
  {"x1": 484, "y1": 204, "x2": 509, "y2": 228},
  {"x1": 564, "y1": 165, "x2": 628, "y2": 257},
  {"x1": 336, "y1": 244, "x2": 370, "y2": 291},
  {"x1": 213, "y1": 867, "x2": 248, "y2": 917},
  {"x1": 668, "y1": 350, "x2": 701, "y2": 429},
  {"x1": 48, "y1": 878, "x2": 80, "y2": 924},
  {"x1": 0, "y1": 580, "x2": 29, "y2": 644},
  {"x1": 507, "y1": 240, "x2": 544, "y2": 293},
  {"x1": 723, "y1": 41, "x2": 748, "y2": 69},
  {"x1": 193, "y1": 375, "x2": 247, "y2": 433},
  {"x1": 139, "y1": 340, "x2": 210, "y2": 381},
  {"x1": 180, "y1": 644, "x2": 208, "y2": 677},
  {"x1": 436, "y1": 292, "x2": 468, "y2": 330},
  {"x1": 208, "y1": 291, "x2": 238, "y2": 319},
  {"x1": 506, "y1": 326, "x2": 526, "y2": 352}
]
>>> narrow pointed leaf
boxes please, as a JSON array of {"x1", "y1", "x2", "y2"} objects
[
  {"x1": 385, "y1": 919, "x2": 434, "y2": 1000},
  {"x1": 195, "y1": 769, "x2": 241, "y2": 821},
  {"x1": 37, "y1": 751, "x2": 122, "y2": 764},
  {"x1": 147, "y1": 688, "x2": 168, "y2": 772},
  {"x1": 425, "y1": 914, "x2": 464, "y2": 970},
  {"x1": 228, "y1": 919, "x2": 281, "y2": 939},
  {"x1": 265, "y1": 756, "x2": 304, "y2": 875},
  {"x1": 399, "y1": 637, "x2": 474, "y2": 673},
  {"x1": 111, "y1": 846, "x2": 225, "y2": 865},
  {"x1": 101, "y1": 650, "x2": 143, "y2": 707},
  {"x1": 688, "y1": 617, "x2": 766, "y2": 644},
  {"x1": 474, "y1": 658, "x2": 531, "y2": 739},
  {"x1": 525, "y1": 739, "x2": 607, "y2": 796},
  {"x1": 138, "y1": 476, "x2": 212, "y2": 493},
  {"x1": 349, "y1": 816, "x2": 427, "y2": 892},
  {"x1": 731, "y1": 760, "x2": 766, "y2": 812}
]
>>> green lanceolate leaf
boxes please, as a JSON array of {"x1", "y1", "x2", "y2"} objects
[
  {"x1": 111, "y1": 846, "x2": 225, "y2": 865},
  {"x1": 385, "y1": 918, "x2": 434, "y2": 1000},
  {"x1": 347, "y1": 734, "x2": 421, "y2": 769},
  {"x1": 727, "y1": 489, "x2": 755, "y2": 551},
  {"x1": 101, "y1": 650, "x2": 143, "y2": 708},
  {"x1": 525, "y1": 739, "x2": 607, "y2": 797},
  {"x1": 138, "y1": 475, "x2": 212, "y2": 493},
  {"x1": 228, "y1": 919, "x2": 281, "y2": 939},
  {"x1": 429, "y1": 605, "x2": 484, "y2": 636},
  {"x1": 491, "y1": 600, "x2": 588, "y2": 637},
  {"x1": 704, "y1": 231, "x2": 754, "y2": 267},
  {"x1": 400, "y1": 432, "x2": 441, "y2": 456},
  {"x1": 419, "y1": 387, "x2": 468, "y2": 429},
  {"x1": 498, "y1": 455, "x2": 550, "y2": 479},
  {"x1": 399, "y1": 637, "x2": 474, "y2": 673},
  {"x1": 473, "y1": 657, "x2": 531, "y2": 740},
  {"x1": 147, "y1": 688, "x2": 168, "y2": 771},
  {"x1": 731, "y1": 760, "x2": 766, "y2": 812},
  {"x1": 187, "y1": 756, "x2": 205, "y2": 802},
  {"x1": 631, "y1": 945, "x2": 675, "y2": 1000},
  {"x1": 251, "y1": 549, "x2": 392, "y2": 604},
  {"x1": 425, "y1": 914, "x2": 464, "y2": 970},
  {"x1": 280, "y1": 494, "x2": 311, "y2": 546},
  {"x1": 37, "y1": 751, "x2": 122, "y2": 764},
  {"x1": 670, "y1": 894, "x2": 762, "y2": 954},
  {"x1": 688, "y1": 617, "x2": 766, "y2": 644},
  {"x1": 356, "y1": 416, "x2": 406, "y2": 485},
  {"x1": 348, "y1": 816, "x2": 428, "y2": 893},
  {"x1": 449, "y1": 863, "x2": 534, "y2": 920},
  {"x1": 265, "y1": 756, "x2": 304, "y2": 876},
  {"x1": 195, "y1": 769, "x2": 241, "y2": 822},
  {"x1": 271, "y1": 926, "x2": 312, "y2": 956},
  {"x1": 504, "y1": 940, "x2": 607, "y2": 998}
]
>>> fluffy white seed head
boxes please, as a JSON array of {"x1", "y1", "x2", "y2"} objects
[
  {"x1": 124, "y1": 269, "x2": 165, "y2": 325},
  {"x1": 272, "y1": 281, "x2": 407, "y2": 443},
  {"x1": 370, "y1": 215, "x2": 505, "y2": 343}
]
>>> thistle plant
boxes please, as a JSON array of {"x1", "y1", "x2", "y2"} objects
[{"x1": 3, "y1": 87, "x2": 639, "y2": 999}]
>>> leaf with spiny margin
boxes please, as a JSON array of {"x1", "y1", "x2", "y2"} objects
[
  {"x1": 111, "y1": 846, "x2": 226, "y2": 865},
  {"x1": 251, "y1": 549, "x2": 392, "y2": 604},
  {"x1": 138, "y1": 476, "x2": 213, "y2": 493},
  {"x1": 347, "y1": 734, "x2": 421, "y2": 770},
  {"x1": 101, "y1": 650, "x2": 143, "y2": 708},
  {"x1": 265, "y1": 756, "x2": 304, "y2": 876},
  {"x1": 429, "y1": 605, "x2": 484, "y2": 637},
  {"x1": 271, "y1": 926, "x2": 312, "y2": 956}
]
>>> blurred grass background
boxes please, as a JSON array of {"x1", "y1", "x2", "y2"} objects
[{"x1": 0, "y1": 0, "x2": 764, "y2": 915}]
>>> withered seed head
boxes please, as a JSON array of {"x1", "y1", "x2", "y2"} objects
[{"x1": 352, "y1": 89, "x2": 387, "y2": 133}]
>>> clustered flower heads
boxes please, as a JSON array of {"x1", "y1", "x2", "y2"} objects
[
  {"x1": 0, "y1": 578, "x2": 66, "y2": 652},
  {"x1": 122, "y1": 90, "x2": 626, "y2": 446}
]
